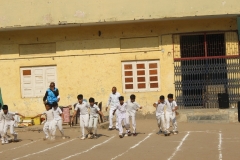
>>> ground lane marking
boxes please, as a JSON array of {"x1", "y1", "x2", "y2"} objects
[
  {"x1": 0, "y1": 139, "x2": 41, "y2": 154},
  {"x1": 111, "y1": 133, "x2": 153, "y2": 160},
  {"x1": 168, "y1": 132, "x2": 190, "y2": 160},
  {"x1": 61, "y1": 136, "x2": 115, "y2": 160},
  {"x1": 218, "y1": 131, "x2": 223, "y2": 160},
  {"x1": 13, "y1": 138, "x2": 77, "y2": 160}
]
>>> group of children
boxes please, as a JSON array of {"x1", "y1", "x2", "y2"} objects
[
  {"x1": 113, "y1": 94, "x2": 142, "y2": 138},
  {"x1": 153, "y1": 94, "x2": 178, "y2": 135},
  {"x1": 0, "y1": 93, "x2": 178, "y2": 144},
  {"x1": 31, "y1": 102, "x2": 65, "y2": 141},
  {"x1": 71, "y1": 94, "x2": 105, "y2": 140}
]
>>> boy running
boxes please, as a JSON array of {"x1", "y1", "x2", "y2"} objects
[
  {"x1": 1, "y1": 105, "x2": 25, "y2": 144},
  {"x1": 88, "y1": 97, "x2": 104, "y2": 139},
  {"x1": 153, "y1": 95, "x2": 167, "y2": 134},
  {"x1": 32, "y1": 103, "x2": 54, "y2": 140},
  {"x1": 126, "y1": 94, "x2": 142, "y2": 136},
  {"x1": 165, "y1": 94, "x2": 178, "y2": 134},
  {"x1": 113, "y1": 96, "x2": 130, "y2": 138},
  {"x1": 71, "y1": 94, "x2": 89, "y2": 140},
  {"x1": 52, "y1": 102, "x2": 65, "y2": 139}
]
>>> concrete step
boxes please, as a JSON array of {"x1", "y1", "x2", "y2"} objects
[{"x1": 187, "y1": 114, "x2": 229, "y2": 123}]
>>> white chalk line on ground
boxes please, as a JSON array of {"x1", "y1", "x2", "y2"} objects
[
  {"x1": 61, "y1": 136, "x2": 115, "y2": 160},
  {"x1": 184, "y1": 130, "x2": 218, "y2": 134},
  {"x1": 13, "y1": 138, "x2": 77, "y2": 160},
  {"x1": 218, "y1": 131, "x2": 223, "y2": 160},
  {"x1": 167, "y1": 132, "x2": 190, "y2": 160},
  {"x1": 0, "y1": 139, "x2": 41, "y2": 154},
  {"x1": 111, "y1": 133, "x2": 153, "y2": 160}
]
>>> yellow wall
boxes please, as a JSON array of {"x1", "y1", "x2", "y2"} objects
[
  {"x1": 0, "y1": 18, "x2": 237, "y2": 116},
  {"x1": 0, "y1": 0, "x2": 239, "y2": 28}
]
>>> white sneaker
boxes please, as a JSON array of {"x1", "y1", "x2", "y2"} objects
[{"x1": 81, "y1": 136, "x2": 85, "y2": 140}]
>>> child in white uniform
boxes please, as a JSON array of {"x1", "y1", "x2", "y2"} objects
[
  {"x1": 1, "y1": 105, "x2": 25, "y2": 144},
  {"x1": 88, "y1": 97, "x2": 104, "y2": 139},
  {"x1": 126, "y1": 94, "x2": 142, "y2": 136},
  {"x1": 32, "y1": 103, "x2": 54, "y2": 140},
  {"x1": 165, "y1": 94, "x2": 178, "y2": 134},
  {"x1": 71, "y1": 94, "x2": 89, "y2": 140},
  {"x1": 153, "y1": 95, "x2": 167, "y2": 134},
  {"x1": 52, "y1": 102, "x2": 65, "y2": 139},
  {"x1": 113, "y1": 96, "x2": 130, "y2": 138}
]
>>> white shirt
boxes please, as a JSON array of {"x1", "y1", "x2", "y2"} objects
[
  {"x1": 115, "y1": 102, "x2": 127, "y2": 118},
  {"x1": 2, "y1": 111, "x2": 16, "y2": 121},
  {"x1": 126, "y1": 100, "x2": 140, "y2": 115},
  {"x1": 165, "y1": 100, "x2": 177, "y2": 114},
  {"x1": 107, "y1": 92, "x2": 121, "y2": 108},
  {"x1": 89, "y1": 104, "x2": 100, "y2": 117},
  {"x1": 155, "y1": 102, "x2": 166, "y2": 117},
  {"x1": 52, "y1": 107, "x2": 62, "y2": 121},
  {"x1": 42, "y1": 109, "x2": 54, "y2": 122},
  {"x1": 75, "y1": 101, "x2": 89, "y2": 115}
]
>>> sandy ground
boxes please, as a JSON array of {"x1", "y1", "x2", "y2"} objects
[{"x1": 1, "y1": 119, "x2": 240, "y2": 160}]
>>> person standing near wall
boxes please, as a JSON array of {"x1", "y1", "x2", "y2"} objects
[
  {"x1": 106, "y1": 87, "x2": 121, "y2": 130},
  {"x1": 43, "y1": 82, "x2": 60, "y2": 108}
]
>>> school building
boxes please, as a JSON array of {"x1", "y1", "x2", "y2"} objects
[{"x1": 0, "y1": 0, "x2": 240, "y2": 121}]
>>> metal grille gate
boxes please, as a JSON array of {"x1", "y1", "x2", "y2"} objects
[{"x1": 174, "y1": 33, "x2": 240, "y2": 109}]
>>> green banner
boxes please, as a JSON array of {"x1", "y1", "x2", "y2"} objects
[
  {"x1": 0, "y1": 88, "x2": 3, "y2": 109},
  {"x1": 238, "y1": 17, "x2": 240, "y2": 41}
]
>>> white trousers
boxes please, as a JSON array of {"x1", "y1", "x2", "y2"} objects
[
  {"x1": 80, "y1": 114, "x2": 89, "y2": 137},
  {"x1": 109, "y1": 108, "x2": 119, "y2": 129},
  {"x1": 118, "y1": 116, "x2": 128, "y2": 135},
  {"x1": 3, "y1": 120, "x2": 17, "y2": 136},
  {"x1": 52, "y1": 119, "x2": 64, "y2": 136},
  {"x1": 156, "y1": 115, "x2": 166, "y2": 131},
  {"x1": 43, "y1": 121, "x2": 54, "y2": 138},
  {"x1": 88, "y1": 115, "x2": 98, "y2": 134},
  {"x1": 165, "y1": 112, "x2": 177, "y2": 131},
  {"x1": 126, "y1": 112, "x2": 136, "y2": 133}
]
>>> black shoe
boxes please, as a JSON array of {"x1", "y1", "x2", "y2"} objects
[
  {"x1": 119, "y1": 135, "x2": 123, "y2": 138},
  {"x1": 108, "y1": 128, "x2": 113, "y2": 131},
  {"x1": 127, "y1": 131, "x2": 132, "y2": 136},
  {"x1": 133, "y1": 133, "x2": 137, "y2": 136}
]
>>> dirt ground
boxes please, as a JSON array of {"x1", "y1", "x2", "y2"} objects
[{"x1": 1, "y1": 119, "x2": 240, "y2": 160}]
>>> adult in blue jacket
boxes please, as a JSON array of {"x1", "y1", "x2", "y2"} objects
[{"x1": 43, "y1": 82, "x2": 60, "y2": 107}]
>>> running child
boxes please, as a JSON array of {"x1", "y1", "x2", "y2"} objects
[
  {"x1": 88, "y1": 97, "x2": 104, "y2": 139},
  {"x1": 126, "y1": 94, "x2": 142, "y2": 136},
  {"x1": 1, "y1": 105, "x2": 25, "y2": 144},
  {"x1": 153, "y1": 95, "x2": 167, "y2": 134},
  {"x1": 52, "y1": 102, "x2": 65, "y2": 139},
  {"x1": 113, "y1": 96, "x2": 130, "y2": 138},
  {"x1": 32, "y1": 103, "x2": 54, "y2": 140},
  {"x1": 165, "y1": 94, "x2": 178, "y2": 134},
  {"x1": 71, "y1": 94, "x2": 89, "y2": 140}
]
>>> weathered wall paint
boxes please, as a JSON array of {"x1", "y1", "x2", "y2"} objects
[
  {"x1": 0, "y1": 18, "x2": 237, "y2": 116},
  {"x1": 0, "y1": 0, "x2": 239, "y2": 28}
]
